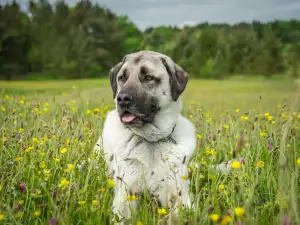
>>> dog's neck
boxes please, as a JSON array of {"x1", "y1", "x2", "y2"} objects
[{"x1": 127, "y1": 98, "x2": 182, "y2": 142}]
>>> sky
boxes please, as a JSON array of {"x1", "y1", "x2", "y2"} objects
[{"x1": 9, "y1": 0, "x2": 300, "y2": 30}]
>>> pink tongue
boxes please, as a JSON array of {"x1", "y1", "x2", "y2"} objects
[{"x1": 121, "y1": 114, "x2": 137, "y2": 123}]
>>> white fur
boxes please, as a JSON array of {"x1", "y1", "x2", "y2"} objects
[
  {"x1": 94, "y1": 96, "x2": 196, "y2": 222},
  {"x1": 92, "y1": 50, "x2": 197, "y2": 224}
]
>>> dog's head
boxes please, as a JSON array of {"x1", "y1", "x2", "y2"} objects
[{"x1": 109, "y1": 50, "x2": 188, "y2": 126}]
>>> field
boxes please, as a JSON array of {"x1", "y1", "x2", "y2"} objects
[{"x1": 1, "y1": 77, "x2": 300, "y2": 225}]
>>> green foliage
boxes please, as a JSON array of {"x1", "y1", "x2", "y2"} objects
[
  {"x1": 0, "y1": 1, "x2": 300, "y2": 80},
  {"x1": 0, "y1": 79, "x2": 300, "y2": 224}
]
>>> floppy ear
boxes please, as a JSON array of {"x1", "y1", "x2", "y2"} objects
[
  {"x1": 109, "y1": 57, "x2": 127, "y2": 99},
  {"x1": 161, "y1": 57, "x2": 189, "y2": 101}
]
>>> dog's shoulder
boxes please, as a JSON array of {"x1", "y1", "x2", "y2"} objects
[{"x1": 172, "y1": 114, "x2": 196, "y2": 153}]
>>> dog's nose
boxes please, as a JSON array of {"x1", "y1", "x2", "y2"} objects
[{"x1": 117, "y1": 92, "x2": 132, "y2": 107}]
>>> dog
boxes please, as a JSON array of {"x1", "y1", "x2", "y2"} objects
[{"x1": 94, "y1": 50, "x2": 196, "y2": 224}]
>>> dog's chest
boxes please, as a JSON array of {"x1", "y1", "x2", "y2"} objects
[
  {"x1": 113, "y1": 135, "x2": 178, "y2": 176},
  {"x1": 122, "y1": 135, "x2": 174, "y2": 163}
]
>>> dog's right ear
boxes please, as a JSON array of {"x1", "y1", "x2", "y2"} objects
[
  {"x1": 109, "y1": 57, "x2": 127, "y2": 99},
  {"x1": 160, "y1": 57, "x2": 188, "y2": 102}
]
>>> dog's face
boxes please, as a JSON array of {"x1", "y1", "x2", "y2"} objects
[{"x1": 109, "y1": 50, "x2": 188, "y2": 126}]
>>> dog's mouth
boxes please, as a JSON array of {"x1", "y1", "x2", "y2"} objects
[
  {"x1": 119, "y1": 106, "x2": 160, "y2": 125},
  {"x1": 120, "y1": 111, "x2": 141, "y2": 124}
]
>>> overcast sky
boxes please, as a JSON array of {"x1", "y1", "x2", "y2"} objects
[{"x1": 12, "y1": 0, "x2": 300, "y2": 29}]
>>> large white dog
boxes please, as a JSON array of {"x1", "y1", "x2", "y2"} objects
[{"x1": 94, "y1": 50, "x2": 196, "y2": 224}]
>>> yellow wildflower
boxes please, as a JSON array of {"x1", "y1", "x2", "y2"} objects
[
  {"x1": 18, "y1": 128, "x2": 24, "y2": 134},
  {"x1": 223, "y1": 124, "x2": 229, "y2": 129},
  {"x1": 256, "y1": 161, "x2": 265, "y2": 168},
  {"x1": 126, "y1": 195, "x2": 138, "y2": 201},
  {"x1": 206, "y1": 117, "x2": 212, "y2": 123},
  {"x1": 60, "y1": 179, "x2": 70, "y2": 187},
  {"x1": 24, "y1": 146, "x2": 34, "y2": 153},
  {"x1": 281, "y1": 113, "x2": 289, "y2": 119},
  {"x1": 18, "y1": 200, "x2": 24, "y2": 205},
  {"x1": 231, "y1": 161, "x2": 241, "y2": 169},
  {"x1": 157, "y1": 208, "x2": 168, "y2": 215},
  {"x1": 20, "y1": 100, "x2": 25, "y2": 104},
  {"x1": 206, "y1": 149, "x2": 217, "y2": 156},
  {"x1": 296, "y1": 158, "x2": 300, "y2": 166},
  {"x1": 60, "y1": 147, "x2": 67, "y2": 154},
  {"x1": 33, "y1": 210, "x2": 41, "y2": 217},
  {"x1": 39, "y1": 161, "x2": 46, "y2": 169},
  {"x1": 196, "y1": 134, "x2": 202, "y2": 139},
  {"x1": 107, "y1": 179, "x2": 115, "y2": 188},
  {"x1": 86, "y1": 110, "x2": 91, "y2": 115},
  {"x1": 66, "y1": 164, "x2": 73, "y2": 172},
  {"x1": 92, "y1": 200, "x2": 98, "y2": 206},
  {"x1": 136, "y1": 221, "x2": 143, "y2": 225},
  {"x1": 235, "y1": 109, "x2": 240, "y2": 113},
  {"x1": 218, "y1": 184, "x2": 225, "y2": 191},
  {"x1": 287, "y1": 144, "x2": 291, "y2": 148},
  {"x1": 209, "y1": 214, "x2": 220, "y2": 223},
  {"x1": 103, "y1": 105, "x2": 109, "y2": 111},
  {"x1": 240, "y1": 116, "x2": 248, "y2": 121},
  {"x1": 0, "y1": 214, "x2": 4, "y2": 221},
  {"x1": 234, "y1": 207, "x2": 245, "y2": 217},
  {"x1": 32, "y1": 138, "x2": 39, "y2": 143},
  {"x1": 15, "y1": 157, "x2": 22, "y2": 161},
  {"x1": 44, "y1": 107, "x2": 49, "y2": 112},
  {"x1": 94, "y1": 108, "x2": 100, "y2": 114},
  {"x1": 221, "y1": 215, "x2": 232, "y2": 225},
  {"x1": 1, "y1": 107, "x2": 5, "y2": 112},
  {"x1": 78, "y1": 201, "x2": 86, "y2": 205},
  {"x1": 264, "y1": 112, "x2": 270, "y2": 117},
  {"x1": 267, "y1": 116, "x2": 273, "y2": 121},
  {"x1": 260, "y1": 132, "x2": 267, "y2": 137}
]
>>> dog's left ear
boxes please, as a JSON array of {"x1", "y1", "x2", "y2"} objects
[
  {"x1": 109, "y1": 57, "x2": 127, "y2": 99},
  {"x1": 161, "y1": 57, "x2": 189, "y2": 101}
]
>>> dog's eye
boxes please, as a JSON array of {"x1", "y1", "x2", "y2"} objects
[
  {"x1": 144, "y1": 75, "x2": 154, "y2": 81},
  {"x1": 119, "y1": 74, "x2": 126, "y2": 82}
]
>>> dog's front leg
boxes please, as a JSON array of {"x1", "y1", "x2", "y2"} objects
[
  {"x1": 112, "y1": 183, "x2": 138, "y2": 224},
  {"x1": 151, "y1": 178, "x2": 190, "y2": 225}
]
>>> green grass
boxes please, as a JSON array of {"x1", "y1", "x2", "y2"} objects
[{"x1": 0, "y1": 78, "x2": 300, "y2": 225}]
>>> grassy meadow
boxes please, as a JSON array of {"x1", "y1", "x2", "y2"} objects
[{"x1": 0, "y1": 77, "x2": 300, "y2": 225}]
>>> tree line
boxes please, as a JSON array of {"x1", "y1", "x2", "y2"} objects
[{"x1": 1, "y1": 0, "x2": 300, "y2": 80}]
